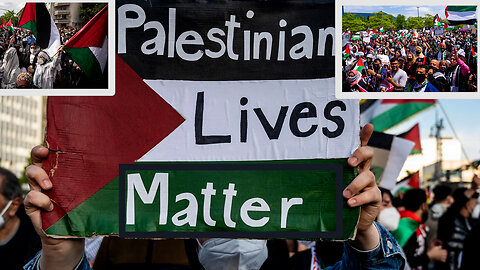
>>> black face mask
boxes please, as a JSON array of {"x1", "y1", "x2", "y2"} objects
[
  {"x1": 374, "y1": 64, "x2": 380, "y2": 71},
  {"x1": 416, "y1": 74, "x2": 426, "y2": 82},
  {"x1": 407, "y1": 58, "x2": 413, "y2": 62}
]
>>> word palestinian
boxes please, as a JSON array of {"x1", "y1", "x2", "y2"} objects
[{"x1": 118, "y1": 4, "x2": 335, "y2": 61}]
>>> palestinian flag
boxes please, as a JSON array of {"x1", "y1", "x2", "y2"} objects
[
  {"x1": 18, "y1": 3, "x2": 61, "y2": 57},
  {"x1": 398, "y1": 124, "x2": 422, "y2": 155},
  {"x1": 380, "y1": 26, "x2": 384, "y2": 33},
  {"x1": 445, "y1": 6, "x2": 477, "y2": 25},
  {"x1": 374, "y1": 26, "x2": 377, "y2": 34},
  {"x1": 368, "y1": 131, "x2": 415, "y2": 190},
  {"x1": 0, "y1": 18, "x2": 4, "y2": 29},
  {"x1": 6, "y1": 19, "x2": 13, "y2": 31},
  {"x1": 63, "y1": 5, "x2": 108, "y2": 83},
  {"x1": 360, "y1": 99, "x2": 436, "y2": 132},
  {"x1": 40, "y1": 2, "x2": 361, "y2": 239},
  {"x1": 472, "y1": 45, "x2": 477, "y2": 58},
  {"x1": 422, "y1": 26, "x2": 425, "y2": 32},
  {"x1": 443, "y1": 24, "x2": 454, "y2": 30},
  {"x1": 345, "y1": 27, "x2": 351, "y2": 34},
  {"x1": 433, "y1": 14, "x2": 443, "y2": 27},
  {"x1": 354, "y1": 57, "x2": 365, "y2": 72},
  {"x1": 343, "y1": 43, "x2": 351, "y2": 60}
]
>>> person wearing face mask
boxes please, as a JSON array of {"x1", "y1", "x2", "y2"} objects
[
  {"x1": 405, "y1": 65, "x2": 439, "y2": 92},
  {"x1": 32, "y1": 47, "x2": 63, "y2": 89},
  {"x1": 437, "y1": 177, "x2": 480, "y2": 270},
  {"x1": 425, "y1": 185, "x2": 453, "y2": 248},
  {"x1": 377, "y1": 188, "x2": 400, "y2": 231},
  {"x1": 391, "y1": 189, "x2": 447, "y2": 269},
  {"x1": 446, "y1": 49, "x2": 471, "y2": 92},
  {"x1": 0, "y1": 167, "x2": 41, "y2": 269}
]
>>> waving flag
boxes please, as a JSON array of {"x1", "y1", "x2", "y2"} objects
[
  {"x1": 472, "y1": 45, "x2": 477, "y2": 58},
  {"x1": 354, "y1": 57, "x2": 365, "y2": 72},
  {"x1": 398, "y1": 124, "x2": 422, "y2": 155},
  {"x1": 1, "y1": 18, "x2": 4, "y2": 29},
  {"x1": 18, "y1": 3, "x2": 61, "y2": 57},
  {"x1": 433, "y1": 14, "x2": 443, "y2": 27},
  {"x1": 360, "y1": 99, "x2": 435, "y2": 132},
  {"x1": 63, "y1": 5, "x2": 108, "y2": 84},
  {"x1": 445, "y1": 6, "x2": 477, "y2": 25},
  {"x1": 343, "y1": 43, "x2": 351, "y2": 60},
  {"x1": 380, "y1": 26, "x2": 384, "y2": 33},
  {"x1": 6, "y1": 19, "x2": 13, "y2": 31}
]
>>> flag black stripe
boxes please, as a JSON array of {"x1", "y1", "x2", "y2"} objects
[
  {"x1": 367, "y1": 131, "x2": 394, "y2": 150},
  {"x1": 36, "y1": 3, "x2": 52, "y2": 51}
]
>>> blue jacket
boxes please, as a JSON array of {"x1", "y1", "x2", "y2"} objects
[{"x1": 24, "y1": 223, "x2": 405, "y2": 270}]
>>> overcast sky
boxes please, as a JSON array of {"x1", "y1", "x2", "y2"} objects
[
  {"x1": 0, "y1": 1, "x2": 25, "y2": 14},
  {"x1": 344, "y1": 6, "x2": 448, "y2": 19}
]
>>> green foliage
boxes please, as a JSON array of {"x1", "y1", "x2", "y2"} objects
[
  {"x1": 0, "y1": 10, "x2": 19, "y2": 25},
  {"x1": 79, "y1": 3, "x2": 107, "y2": 24},
  {"x1": 344, "y1": 12, "x2": 452, "y2": 31},
  {"x1": 395, "y1": 15, "x2": 406, "y2": 30}
]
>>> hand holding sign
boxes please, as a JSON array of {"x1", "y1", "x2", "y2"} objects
[
  {"x1": 24, "y1": 146, "x2": 84, "y2": 270},
  {"x1": 24, "y1": 124, "x2": 381, "y2": 267}
]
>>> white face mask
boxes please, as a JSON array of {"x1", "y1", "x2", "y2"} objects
[
  {"x1": 0, "y1": 200, "x2": 13, "y2": 229},
  {"x1": 30, "y1": 49, "x2": 35, "y2": 54},
  {"x1": 377, "y1": 207, "x2": 400, "y2": 231},
  {"x1": 198, "y1": 239, "x2": 268, "y2": 270},
  {"x1": 472, "y1": 204, "x2": 480, "y2": 219},
  {"x1": 37, "y1": 58, "x2": 44, "y2": 65}
]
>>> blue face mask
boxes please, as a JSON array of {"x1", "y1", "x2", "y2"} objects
[{"x1": 457, "y1": 45, "x2": 460, "y2": 49}]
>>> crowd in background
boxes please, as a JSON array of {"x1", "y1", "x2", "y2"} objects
[
  {"x1": 343, "y1": 29, "x2": 477, "y2": 92},
  {"x1": 0, "y1": 27, "x2": 90, "y2": 89},
  {"x1": 378, "y1": 176, "x2": 479, "y2": 270}
]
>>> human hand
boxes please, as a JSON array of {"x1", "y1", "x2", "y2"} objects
[
  {"x1": 387, "y1": 76, "x2": 394, "y2": 83},
  {"x1": 427, "y1": 246, "x2": 447, "y2": 262},
  {"x1": 471, "y1": 174, "x2": 480, "y2": 191},
  {"x1": 344, "y1": 124, "x2": 381, "y2": 250},
  {"x1": 367, "y1": 69, "x2": 375, "y2": 76},
  {"x1": 24, "y1": 146, "x2": 85, "y2": 270}
]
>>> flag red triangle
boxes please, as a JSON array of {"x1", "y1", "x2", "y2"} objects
[
  {"x1": 18, "y1": 3, "x2": 37, "y2": 27},
  {"x1": 407, "y1": 171, "x2": 420, "y2": 188},
  {"x1": 41, "y1": 55, "x2": 185, "y2": 230},
  {"x1": 398, "y1": 124, "x2": 421, "y2": 153}
]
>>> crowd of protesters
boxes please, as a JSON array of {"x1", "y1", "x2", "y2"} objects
[
  {"x1": 0, "y1": 26, "x2": 91, "y2": 89},
  {"x1": 343, "y1": 28, "x2": 478, "y2": 92},
  {"x1": 377, "y1": 175, "x2": 480, "y2": 270}
]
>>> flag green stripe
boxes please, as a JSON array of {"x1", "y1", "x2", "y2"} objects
[
  {"x1": 20, "y1": 20, "x2": 37, "y2": 37},
  {"x1": 447, "y1": 6, "x2": 477, "y2": 12},
  {"x1": 45, "y1": 159, "x2": 359, "y2": 239},
  {"x1": 370, "y1": 103, "x2": 434, "y2": 132},
  {"x1": 63, "y1": 46, "x2": 103, "y2": 81}
]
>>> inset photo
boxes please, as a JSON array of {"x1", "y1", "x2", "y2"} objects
[
  {"x1": 0, "y1": 1, "x2": 114, "y2": 95},
  {"x1": 336, "y1": 1, "x2": 478, "y2": 98}
]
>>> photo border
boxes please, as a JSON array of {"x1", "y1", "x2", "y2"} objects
[
  {"x1": 0, "y1": 0, "x2": 115, "y2": 96},
  {"x1": 336, "y1": 0, "x2": 479, "y2": 99}
]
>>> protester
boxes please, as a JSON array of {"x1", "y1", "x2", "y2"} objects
[
  {"x1": 0, "y1": 167, "x2": 42, "y2": 269},
  {"x1": 0, "y1": 37, "x2": 21, "y2": 89},
  {"x1": 425, "y1": 185, "x2": 453, "y2": 247},
  {"x1": 377, "y1": 187, "x2": 400, "y2": 231},
  {"x1": 391, "y1": 188, "x2": 447, "y2": 269},
  {"x1": 405, "y1": 65, "x2": 440, "y2": 92},
  {"x1": 387, "y1": 57, "x2": 408, "y2": 92},
  {"x1": 437, "y1": 176, "x2": 480, "y2": 270},
  {"x1": 32, "y1": 49, "x2": 62, "y2": 89},
  {"x1": 22, "y1": 125, "x2": 406, "y2": 269}
]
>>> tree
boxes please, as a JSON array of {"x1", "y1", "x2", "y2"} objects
[
  {"x1": 79, "y1": 3, "x2": 107, "y2": 24},
  {"x1": 395, "y1": 14, "x2": 406, "y2": 30},
  {"x1": 0, "y1": 10, "x2": 19, "y2": 26},
  {"x1": 342, "y1": 13, "x2": 367, "y2": 33}
]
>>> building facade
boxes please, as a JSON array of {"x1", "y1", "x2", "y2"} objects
[
  {"x1": 0, "y1": 96, "x2": 43, "y2": 177},
  {"x1": 46, "y1": 3, "x2": 82, "y2": 29}
]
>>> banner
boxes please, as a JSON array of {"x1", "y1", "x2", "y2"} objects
[
  {"x1": 42, "y1": 0, "x2": 361, "y2": 239},
  {"x1": 434, "y1": 26, "x2": 444, "y2": 36}
]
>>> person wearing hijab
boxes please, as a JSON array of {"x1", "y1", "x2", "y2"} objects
[
  {"x1": 0, "y1": 44, "x2": 21, "y2": 89},
  {"x1": 32, "y1": 47, "x2": 62, "y2": 89},
  {"x1": 347, "y1": 70, "x2": 369, "y2": 92}
]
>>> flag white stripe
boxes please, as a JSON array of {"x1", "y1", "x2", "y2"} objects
[
  {"x1": 379, "y1": 137, "x2": 415, "y2": 190},
  {"x1": 447, "y1": 10, "x2": 476, "y2": 21},
  {"x1": 89, "y1": 37, "x2": 108, "y2": 73},
  {"x1": 45, "y1": 16, "x2": 61, "y2": 58}
]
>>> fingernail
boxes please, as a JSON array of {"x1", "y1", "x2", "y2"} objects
[
  {"x1": 43, "y1": 179, "x2": 51, "y2": 189},
  {"x1": 349, "y1": 157, "x2": 358, "y2": 165},
  {"x1": 48, "y1": 204, "x2": 54, "y2": 211},
  {"x1": 349, "y1": 198, "x2": 357, "y2": 206},
  {"x1": 343, "y1": 189, "x2": 352, "y2": 198}
]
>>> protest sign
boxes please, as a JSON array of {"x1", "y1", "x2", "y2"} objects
[
  {"x1": 434, "y1": 26, "x2": 444, "y2": 36},
  {"x1": 42, "y1": 0, "x2": 360, "y2": 239}
]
